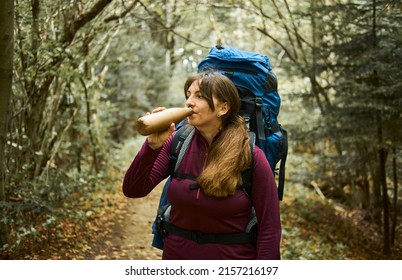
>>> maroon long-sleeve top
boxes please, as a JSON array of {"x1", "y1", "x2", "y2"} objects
[{"x1": 122, "y1": 130, "x2": 281, "y2": 259}]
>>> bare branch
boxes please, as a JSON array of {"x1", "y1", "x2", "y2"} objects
[
  {"x1": 104, "y1": 0, "x2": 139, "y2": 23},
  {"x1": 256, "y1": 27, "x2": 298, "y2": 66},
  {"x1": 60, "y1": 0, "x2": 113, "y2": 46},
  {"x1": 283, "y1": 0, "x2": 309, "y2": 65},
  {"x1": 136, "y1": 0, "x2": 209, "y2": 48}
]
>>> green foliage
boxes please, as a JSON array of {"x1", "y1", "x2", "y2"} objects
[
  {"x1": 284, "y1": 0, "x2": 402, "y2": 255},
  {"x1": 2, "y1": 0, "x2": 122, "y2": 251}
]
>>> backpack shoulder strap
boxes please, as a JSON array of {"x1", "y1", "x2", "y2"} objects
[
  {"x1": 169, "y1": 124, "x2": 195, "y2": 176},
  {"x1": 277, "y1": 126, "x2": 288, "y2": 200}
]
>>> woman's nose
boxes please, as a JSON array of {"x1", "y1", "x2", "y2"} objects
[{"x1": 185, "y1": 97, "x2": 194, "y2": 107}]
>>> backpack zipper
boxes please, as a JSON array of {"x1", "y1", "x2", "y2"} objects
[{"x1": 203, "y1": 66, "x2": 259, "y2": 76}]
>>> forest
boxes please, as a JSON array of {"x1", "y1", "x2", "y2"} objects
[{"x1": 0, "y1": 0, "x2": 401, "y2": 260}]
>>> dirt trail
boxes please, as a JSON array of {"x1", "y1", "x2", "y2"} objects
[
  {"x1": 111, "y1": 182, "x2": 165, "y2": 260},
  {"x1": 109, "y1": 137, "x2": 165, "y2": 260}
]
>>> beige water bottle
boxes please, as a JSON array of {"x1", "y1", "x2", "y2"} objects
[{"x1": 136, "y1": 107, "x2": 193, "y2": 136}]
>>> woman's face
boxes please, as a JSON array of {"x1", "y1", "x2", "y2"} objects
[{"x1": 185, "y1": 79, "x2": 223, "y2": 133}]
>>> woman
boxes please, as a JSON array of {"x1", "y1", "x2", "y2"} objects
[{"x1": 122, "y1": 72, "x2": 281, "y2": 259}]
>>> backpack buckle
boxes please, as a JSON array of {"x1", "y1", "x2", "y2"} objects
[
  {"x1": 190, "y1": 231, "x2": 202, "y2": 243},
  {"x1": 255, "y1": 97, "x2": 263, "y2": 107},
  {"x1": 156, "y1": 216, "x2": 169, "y2": 238},
  {"x1": 242, "y1": 114, "x2": 251, "y2": 130}
]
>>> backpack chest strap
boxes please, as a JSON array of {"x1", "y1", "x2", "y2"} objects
[{"x1": 172, "y1": 172, "x2": 198, "y2": 181}]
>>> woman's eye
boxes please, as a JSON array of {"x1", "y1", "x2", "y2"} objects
[{"x1": 186, "y1": 93, "x2": 203, "y2": 99}]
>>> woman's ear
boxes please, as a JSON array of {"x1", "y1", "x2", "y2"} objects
[{"x1": 218, "y1": 102, "x2": 229, "y2": 117}]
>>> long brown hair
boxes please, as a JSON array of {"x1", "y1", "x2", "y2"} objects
[{"x1": 184, "y1": 72, "x2": 252, "y2": 198}]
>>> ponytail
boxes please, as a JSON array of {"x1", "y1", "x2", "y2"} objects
[{"x1": 197, "y1": 115, "x2": 252, "y2": 197}]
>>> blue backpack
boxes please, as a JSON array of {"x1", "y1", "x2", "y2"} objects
[{"x1": 151, "y1": 45, "x2": 288, "y2": 250}]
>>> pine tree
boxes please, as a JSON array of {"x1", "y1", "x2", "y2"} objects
[{"x1": 313, "y1": 0, "x2": 402, "y2": 254}]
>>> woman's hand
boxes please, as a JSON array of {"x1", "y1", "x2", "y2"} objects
[{"x1": 146, "y1": 107, "x2": 175, "y2": 150}]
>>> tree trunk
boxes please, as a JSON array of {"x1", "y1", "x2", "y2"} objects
[
  {"x1": 372, "y1": 0, "x2": 390, "y2": 255},
  {"x1": 377, "y1": 115, "x2": 390, "y2": 255},
  {"x1": 0, "y1": 0, "x2": 14, "y2": 247},
  {"x1": 391, "y1": 147, "x2": 398, "y2": 246}
]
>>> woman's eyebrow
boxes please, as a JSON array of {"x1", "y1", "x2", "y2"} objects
[{"x1": 187, "y1": 90, "x2": 201, "y2": 95}]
